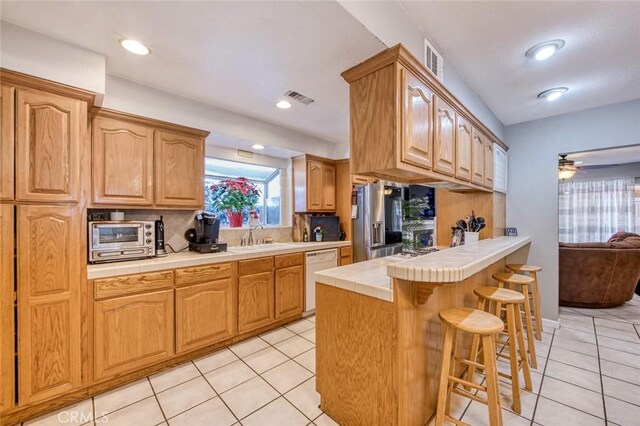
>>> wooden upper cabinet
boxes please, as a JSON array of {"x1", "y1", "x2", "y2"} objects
[
  {"x1": 92, "y1": 117, "x2": 154, "y2": 206},
  {"x1": 176, "y1": 278, "x2": 235, "y2": 354},
  {"x1": 94, "y1": 289, "x2": 174, "y2": 381},
  {"x1": 1, "y1": 85, "x2": 15, "y2": 201},
  {"x1": 275, "y1": 265, "x2": 304, "y2": 320},
  {"x1": 471, "y1": 128, "x2": 485, "y2": 185},
  {"x1": 401, "y1": 70, "x2": 434, "y2": 170},
  {"x1": 294, "y1": 155, "x2": 336, "y2": 212},
  {"x1": 155, "y1": 130, "x2": 204, "y2": 209},
  {"x1": 238, "y1": 271, "x2": 275, "y2": 334},
  {"x1": 342, "y1": 45, "x2": 507, "y2": 189},
  {"x1": 15, "y1": 87, "x2": 86, "y2": 203},
  {"x1": 17, "y1": 205, "x2": 84, "y2": 404},
  {"x1": 322, "y1": 163, "x2": 336, "y2": 210},
  {"x1": 484, "y1": 140, "x2": 495, "y2": 189},
  {"x1": 306, "y1": 160, "x2": 323, "y2": 210},
  {"x1": 433, "y1": 96, "x2": 456, "y2": 176},
  {"x1": 455, "y1": 115, "x2": 473, "y2": 182}
]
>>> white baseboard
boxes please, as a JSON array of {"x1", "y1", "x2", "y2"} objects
[{"x1": 543, "y1": 318, "x2": 560, "y2": 330}]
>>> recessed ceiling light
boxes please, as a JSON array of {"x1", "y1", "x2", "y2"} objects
[
  {"x1": 538, "y1": 87, "x2": 568, "y2": 101},
  {"x1": 251, "y1": 144, "x2": 265, "y2": 150},
  {"x1": 119, "y1": 39, "x2": 150, "y2": 55},
  {"x1": 276, "y1": 100, "x2": 292, "y2": 109},
  {"x1": 525, "y1": 39, "x2": 565, "y2": 61}
]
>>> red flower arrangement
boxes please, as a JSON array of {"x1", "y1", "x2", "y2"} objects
[{"x1": 209, "y1": 178, "x2": 261, "y2": 227}]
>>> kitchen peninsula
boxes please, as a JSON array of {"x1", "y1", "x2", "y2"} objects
[{"x1": 315, "y1": 235, "x2": 531, "y2": 426}]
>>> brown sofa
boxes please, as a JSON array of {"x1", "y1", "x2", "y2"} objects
[{"x1": 559, "y1": 237, "x2": 640, "y2": 308}]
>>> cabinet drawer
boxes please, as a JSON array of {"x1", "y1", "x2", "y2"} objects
[
  {"x1": 340, "y1": 246, "x2": 352, "y2": 257},
  {"x1": 175, "y1": 262, "x2": 233, "y2": 287},
  {"x1": 239, "y1": 257, "x2": 274, "y2": 276},
  {"x1": 275, "y1": 253, "x2": 304, "y2": 269},
  {"x1": 94, "y1": 271, "x2": 174, "y2": 300}
]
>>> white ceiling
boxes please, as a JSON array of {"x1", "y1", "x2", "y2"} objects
[
  {"x1": 399, "y1": 1, "x2": 640, "y2": 125},
  {"x1": 567, "y1": 145, "x2": 640, "y2": 166},
  {"x1": 0, "y1": 1, "x2": 385, "y2": 144}
]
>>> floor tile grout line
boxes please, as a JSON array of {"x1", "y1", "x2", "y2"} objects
[
  {"x1": 232, "y1": 342, "x2": 315, "y2": 423},
  {"x1": 592, "y1": 315, "x2": 609, "y2": 424},
  {"x1": 192, "y1": 357, "x2": 241, "y2": 424},
  {"x1": 528, "y1": 327, "x2": 555, "y2": 426},
  {"x1": 148, "y1": 375, "x2": 171, "y2": 424},
  {"x1": 535, "y1": 394, "x2": 607, "y2": 421}
]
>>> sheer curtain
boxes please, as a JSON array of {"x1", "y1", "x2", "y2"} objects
[{"x1": 559, "y1": 178, "x2": 635, "y2": 242}]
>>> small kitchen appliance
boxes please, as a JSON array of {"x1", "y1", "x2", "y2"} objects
[
  {"x1": 187, "y1": 212, "x2": 227, "y2": 254},
  {"x1": 155, "y1": 216, "x2": 167, "y2": 257},
  {"x1": 88, "y1": 221, "x2": 155, "y2": 263}
]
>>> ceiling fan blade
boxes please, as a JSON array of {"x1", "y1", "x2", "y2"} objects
[{"x1": 579, "y1": 164, "x2": 620, "y2": 170}]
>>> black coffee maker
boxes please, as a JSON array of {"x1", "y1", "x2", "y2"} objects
[{"x1": 186, "y1": 212, "x2": 227, "y2": 253}]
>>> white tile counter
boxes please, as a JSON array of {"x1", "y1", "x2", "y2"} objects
[
  {"x1": 315, "y1": 236, "x2": 531, "y2": 303},
  {"x1": 87, "y1": 241, "x2": 351, "y2": 279}
]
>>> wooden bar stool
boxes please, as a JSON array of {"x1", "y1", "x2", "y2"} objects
[
  {"x1": 506, "y1": 264, "x2": 543, "y2": 340},
  {"x1": 468, "y1": 287, "x2": 533, "y2": 414},
  {"x1": 436, "y1": 308, "x2": 504, "y2": 426},
  {"x1": 492, "y1": 272, "x2": 538, "y2": 369}
]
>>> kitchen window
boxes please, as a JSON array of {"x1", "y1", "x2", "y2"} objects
[{"x1": 204, "y1": 157, "x2": 281, "y2": 226}]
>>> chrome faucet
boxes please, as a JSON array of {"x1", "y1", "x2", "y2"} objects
[{"x1": 247, "y1": 224, "x2": 264, "y2": 246}]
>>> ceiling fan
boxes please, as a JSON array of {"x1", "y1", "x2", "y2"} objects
[
  {"x1": 558, "y1": 154, "x2": 579, "y2": 180},
  {"x1": 558, "y1": 154, "x2": 620, "y2": 180}
]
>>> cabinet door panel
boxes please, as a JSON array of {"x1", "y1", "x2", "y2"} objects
[
  {"x1": 154, "y1": 130, "x2": 203, "y2": 208},
  {"x1": 15, "y1": 88, "x2": 85, "y2": 202},
  {"x1": 322, "y1": 164, "x2": 336, "y2": 210},
  {"x1": 455, "y1": 116, "x2": 472, "y2": 181},
  {"x1": 94, "y1": 290, "x2": 173, "y2": 381},
  {"x1": 238, "y1": 271, "x2": 274, "y2": 333},
  {"x1": 176, "y1": 279, "x2": 235, "y2": 354},
  {"x1": 0, "y1": 205, "x2": 14, "y2": 410},
  {"x1": 401, "y1": 70, "x2": 434, "y2": 169},
  {"x1": 93, "y1": 117, "x2": 154, "y2": 206},
  {"x1": 306, "y1": 160, "x2": 323, "y2": 211},
  {"x1": 275, "y1": 266, "x2": 303, "y2": 320},
  {"x1": 17, "y1": 205, "x2": 83, "y2": 404},
  {"x1": 433, "y1": 97, "x2": 456, "y2": 176},
  {"x1": 1, "y1": 85, "x2": 15, "y2": 200},
  {"x1": 484, "y1": 140, "x2": 495, "y2": 189},
  {"x1": 471, "y1": 129, "x2": 485, "y2": 185}
]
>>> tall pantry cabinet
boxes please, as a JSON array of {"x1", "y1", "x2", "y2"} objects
[{"x1": 0, "y1": 70, "x2": 94, "y2": 410}]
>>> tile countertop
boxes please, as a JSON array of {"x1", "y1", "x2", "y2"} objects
[
  {"x1": 315, "y1": 236, "x2": 531, "y2": 303},
  {"x1": 87, "y1": 240, "x2": 351, "y2": 280}
]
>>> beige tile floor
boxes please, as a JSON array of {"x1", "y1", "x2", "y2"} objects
[{"x1": 22, "y1": 295, "x2": 640, "y2": 425}]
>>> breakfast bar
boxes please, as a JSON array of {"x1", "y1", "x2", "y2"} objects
[{"x1": 314, "y1": 236, "x2": 531, "y2": 426}]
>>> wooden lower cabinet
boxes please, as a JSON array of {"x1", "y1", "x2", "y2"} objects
[
  {"x1": 94, "y1": 290, "x2": 174, "y2": 381},
  {"x1": 275, "y1": 266, "x2": 304, "y2": 320},
  {"x1": 176, "y1": 279, "x2": 235, "y2": 354},
  {"x1": 16, "y1": 205, "x2": 84, "y2": 405},
  {"x1": 339, "y1": 246, "x2": 353, "y2": 266},
  {"x1": 238, "y1": 271, "x2": 275, "y2": 334}
]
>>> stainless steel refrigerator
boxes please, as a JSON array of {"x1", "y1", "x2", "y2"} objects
[{"x1": 352, "y1": 183, "x2": 403, "y2": 262}]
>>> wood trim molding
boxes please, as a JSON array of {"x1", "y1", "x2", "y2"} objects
[
  {"x1": 0, "y1": 68, "x2": 96, "y2": 108},
  {"x1": 91, "y1": 107, "x2": 210, "y2": 138},
  {"x1": 341, "y1": 44, "x2": 508, "y2": 152}
]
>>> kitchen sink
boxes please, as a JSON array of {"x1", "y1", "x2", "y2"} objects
[{"x1": 227, "y1": 243, "x2": 296, "y2": 253}]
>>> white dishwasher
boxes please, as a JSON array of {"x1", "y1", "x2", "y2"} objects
[{"x1": 304, "y1": 248, "x2": 338, "y2": 314}]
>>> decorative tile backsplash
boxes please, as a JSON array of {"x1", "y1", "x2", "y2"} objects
[{"x1": 90, "y1": 209, "x2": 293, "y2": 251}]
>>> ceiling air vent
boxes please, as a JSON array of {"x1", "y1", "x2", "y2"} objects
[
  {"x1": 284, "y1": 90, "x2": 315, "y2": 105},
  {"x1": 424, "y1": 38, "x2": 444, "y2": 82}
]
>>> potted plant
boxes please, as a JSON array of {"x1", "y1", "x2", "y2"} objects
[
  {"x1": 313, "y1": 226, "x2": 324, "y2": 242},
  {"x1": 208, "y1": 178, "x2": 261, "y2": 227}
]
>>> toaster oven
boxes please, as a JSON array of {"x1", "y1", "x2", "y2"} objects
[{"x1": 88, "y1": 221, "x2": 155, "y2": 263}]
